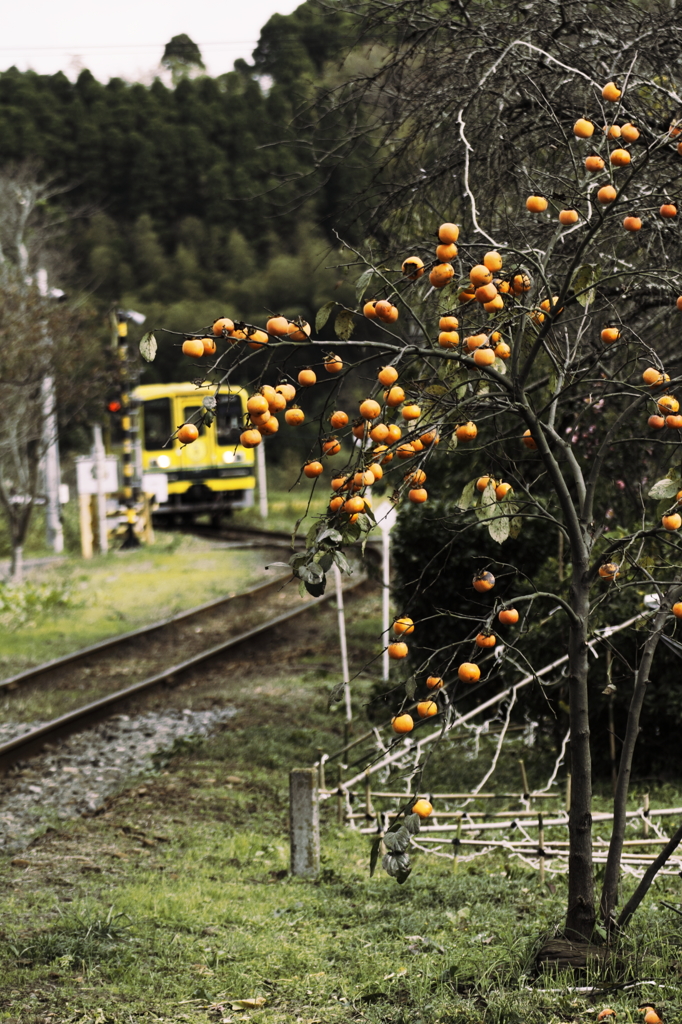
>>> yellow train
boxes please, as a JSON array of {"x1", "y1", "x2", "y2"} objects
[{"x1": 129, "y1": 382, "x2": 256, "y2": 521}]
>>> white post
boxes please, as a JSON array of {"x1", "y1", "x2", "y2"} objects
[
  {"x1": 374, "y1": 501, "x2": 397, "y2": 682},
  {"x1": 289, "y1": 768, "x2": 320, "y2": 878},
  {"x1": 333, "y1": 562, "x2": 352, "y2": 723},
  {"x1": 256, "y1": 440, "x2": 268, "y2": 519},
  {"x1": 93, "y1": 425, "x2": 109, "y2": 554}
]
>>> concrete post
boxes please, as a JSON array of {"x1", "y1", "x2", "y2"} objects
[
  {"x1": 93, "y1": 425, "x2": 109, "y2": 554},
  {"x1": 289, "y1": 768, "x2": 320, "y2": 878}
]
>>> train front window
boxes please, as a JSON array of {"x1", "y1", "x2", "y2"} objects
[
  {"x1": 217, "y1": 394, "x2": 242, "y2": 445},
  {"x1": 143, "y1": 398, "x2": 172, "y2": 451}
]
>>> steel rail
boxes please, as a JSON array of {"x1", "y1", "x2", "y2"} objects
[
  {"x1": 0, "y1": 575, "x2": 369, "y2": 773},
  {"x1": 0, "y1": 573, "x2": 291, "y2": 692}
]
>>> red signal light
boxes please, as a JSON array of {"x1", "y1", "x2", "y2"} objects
[{"x1": 107, "y1": 400, "x2": 121, "y2": 413}]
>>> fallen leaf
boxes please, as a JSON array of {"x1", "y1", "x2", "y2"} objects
[
  {"x1": 230, "y1": 998, "x2": 266, "y2": 1009},
  {"x1": 226, "y1": 776, "x2": 243, "y2": 784},
  {"x1": 10, "y1": 858, "x2": 30, "y2": 867}
]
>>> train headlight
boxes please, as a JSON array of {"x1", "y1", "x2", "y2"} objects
[
  {"x1": 157, "y1": 454, "x2": 171, "y2": 468},
  {"x1": 222, "y1": 451, "x2": 235, "y2": 463}
]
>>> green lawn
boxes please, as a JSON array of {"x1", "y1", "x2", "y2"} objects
[
  {"x1": 0, "y1": 532, "x2": 282, "y2": 675},
  {"x1": 229, "y1": 486, "x2": 330, "y2": 535},
  {"x1": 2, "y1": 584, "x2": 682, "y2": 1023}
]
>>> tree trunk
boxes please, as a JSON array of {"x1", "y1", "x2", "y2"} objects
[
  {"x1": 9, "y1": 542, "x2": 23, "y2": 581},
  {"x1": 616, "y1": 818, "x2": 682, "y2": 930},
  {"x1": 565, "y1": 567, "x2": 595, "y2": 940},
  {"x1": 600, "y1": 585, "x2": 682, "y2": 925}
]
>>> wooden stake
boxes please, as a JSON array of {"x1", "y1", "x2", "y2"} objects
[
  {"x1": 364, "y1": 769, "x2": 373, "y2": 818},
  {"x1": 317, "y1": 748, "x2": 325, "y2": 792},
  {"x1": 643, "y1": 792, "x2": 650, "y2": 838},
  {"x1": 79, "y1": 492, "x2": 93, "y2": 559},
  {"x1": 538, "y1": 811, "x2": 545, "y2": 885},
  {"x1": 337, "y1": 762, "x2": 345, "y2": 824},
  {"x1": 453, "y1": 815, "x2": 462, "y2": 873},
  {"x1": 565, "y1": 772, "x2": 571, "y2": 813},
  {"x1": 518, "y1": 759, "x2": 530, "y2": 800}
]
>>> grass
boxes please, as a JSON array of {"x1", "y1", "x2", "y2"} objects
[
  {"x1": 2, "y1": 585, "x2": 682, "y2": 1022},
  {"x1": 229, "y1": 486, "x2": 329, "y2": 535},
  {"x1": 0, "y1": 531, "x2": 283, "y2": 675}
]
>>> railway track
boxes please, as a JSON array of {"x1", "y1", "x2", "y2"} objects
[{"x1": 0, "y1": 569, "x2": 371, "y2": 774}]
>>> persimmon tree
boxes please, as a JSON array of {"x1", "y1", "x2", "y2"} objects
[{"x1": 148, "y1": 46, "x2": 682, "y2": 942}]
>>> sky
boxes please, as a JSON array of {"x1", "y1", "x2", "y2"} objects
[{"x1": 0, "y1": 0, "x2": 303, "y2": 84}]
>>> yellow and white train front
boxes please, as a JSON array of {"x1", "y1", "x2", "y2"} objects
[{"x1": 135, "y1": 383, "x2": 255, "y2": 514}]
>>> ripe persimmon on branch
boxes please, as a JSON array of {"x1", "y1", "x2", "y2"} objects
[{"x1": 147, "y1": 32, "x2": 682, "y2": 942}]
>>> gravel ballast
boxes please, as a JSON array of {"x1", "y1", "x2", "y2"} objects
[{"x1": 0, "y1": 706, "x2": 236, "y2": 854}]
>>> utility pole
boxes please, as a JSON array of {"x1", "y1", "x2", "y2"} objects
[{"x1": 37, "y1": 269, "x2": 64, "y2": 554}]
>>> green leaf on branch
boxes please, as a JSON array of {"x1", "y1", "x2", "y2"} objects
[
  {"x1": 306, "y1": 523, "x2": 318, "y2": 549},
  {"x1": 509, "y1": 516, "x2": 522, "y2": 538},
  {"x1": 355, "y1": 268, "x2": 374, "y2": 303},
  {"x1": 457, "y1": 479, "x2": 476, "y2": 511},
  {"x1": 318, "y1": 527, "x2": 343, "y2": 545},
  {"x1": 383, "y1": 827, "x2": 410, "y2": 853},
  {"x1": 657, "y1": 497, "x2": 676, "y2": 519},
  {"x1": 318, "y1": 551, "x2": 334, "y2": 571},
  {"x1": 369, "y1": 837, "x2": 382, "y2": 877},
  {"x1": 404, "y1": 813, "x2": 421, "y2": 835},
  {"x1": 299, "y1": 562, "x2": 324, "y2": 585},
  {"x1": 648, "y1": 478, "x2": 680, "y2": 500},
  {"x1": 304, "y1": 578, "x2": 326, "y2": 597},
  {"x1": 571, "y1": 263, "x2": 602, "y2": 307},
  {"x1": 474, "y1": 482, "x2": 498, "y2": 522},
  {"x1": 334, "y1": 309, "x2": 356, "y2": 340},
  {"x1": 489, "y1": 515, "x2": 510, "y2": 544},
  {"x1": 437, "y1": 285, "x2": 457, "y2": 311},
  {"x1": 328, "y1": 680, "x2": 345, "y2": 704},
  {"x1": 333, "y1": 550, "x2": 352, "y2": 575},
  {"x1": 315, "y1": 301, "x2": 336, "y2": 332},
  {"x1": 139, "y1": 332, "x2": 157, "y2": 362}
]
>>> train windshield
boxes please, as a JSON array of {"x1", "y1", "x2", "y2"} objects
[
  {"x1": 216, "y1": 394, "x2": 242, "y2": 445},
  {"x1": 143, "y1": 398, "x2": 172, "y2": 450}
]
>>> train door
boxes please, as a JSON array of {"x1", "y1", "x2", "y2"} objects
[{"x1": 177, "y1": 399, "x2": 214, "y2": 470}]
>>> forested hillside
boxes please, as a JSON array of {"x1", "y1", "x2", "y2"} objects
[{"x1": 0, "y1": 2, "x2": 370, "y2": 382}]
